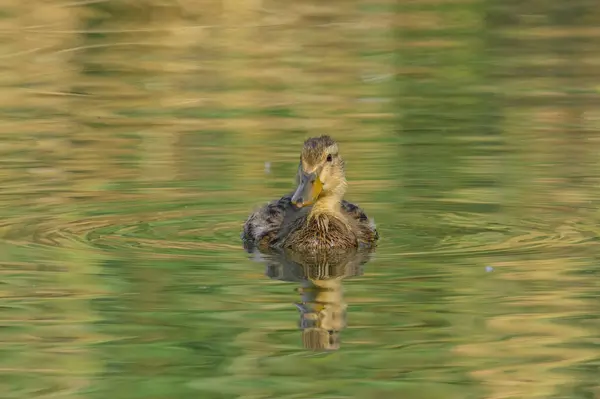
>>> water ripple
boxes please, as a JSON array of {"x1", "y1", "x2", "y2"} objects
[{"x1": 3, "y1": 208, "x2": 595, "y2": 261}]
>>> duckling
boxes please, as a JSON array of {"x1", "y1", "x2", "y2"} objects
[{"x1": 242, "y1": 135, "x2": 379, "y2": 252}]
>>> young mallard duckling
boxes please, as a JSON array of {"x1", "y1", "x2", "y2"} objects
[{"x1": 242, "y1": 135, "x2": 378, "y2": 252}]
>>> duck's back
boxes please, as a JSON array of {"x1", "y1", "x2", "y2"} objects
[
  {"x1": 242, "y1": 196, "x2": 378, "y2": 251},
  {"x1": 340, "y1": 200, "x2": 379, "y2": 245},
  {"x1": 241, "y1": 195, "x2": 299, "y2": 251}
]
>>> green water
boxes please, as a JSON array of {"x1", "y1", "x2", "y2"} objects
[{"x1": 2, "y1": 1, "x2": 600, "y2": 398}]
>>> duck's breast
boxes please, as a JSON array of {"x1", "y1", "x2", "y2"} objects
[{"x1": 285, "y1": 214, "x2": 357, "y2": 251}]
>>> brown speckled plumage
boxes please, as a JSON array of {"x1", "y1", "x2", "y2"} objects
[{"x1": 241, "y1": 136, "x2": 379, "y2": 252}]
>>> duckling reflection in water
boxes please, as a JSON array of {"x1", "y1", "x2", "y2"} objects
[
  {"x1": 257, "y1": 248, "x2": 372, "y2": 351},
  {"x1": 242, "y1": 136, "x2": 378, "y2": 252}
]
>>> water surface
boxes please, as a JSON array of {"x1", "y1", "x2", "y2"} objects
[{"x1": 2, "y1": 1, "x2": 600, "y2": 398}]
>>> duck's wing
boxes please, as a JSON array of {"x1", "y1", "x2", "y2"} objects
[
  {"x1": 341, "y1": 200, "x2": 379, "y2": 244},
  {"x1": 242, "y1": 195, "x2": 297, "y2": 251}
]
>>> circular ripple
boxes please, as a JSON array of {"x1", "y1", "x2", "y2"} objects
[
  {"x1": 391, "y1": 209, "x2": 597, "y2": 257},
  {"x1": 6, "y1": 207, "x2": 597, "y2": 258},
  {"x1": 18, "y1": 209, "x2": 247, "y2": 254}
]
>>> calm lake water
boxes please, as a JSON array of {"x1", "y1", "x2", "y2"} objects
[{"x1": 2, "y1": 1, "x2": 600, "y2": 398}]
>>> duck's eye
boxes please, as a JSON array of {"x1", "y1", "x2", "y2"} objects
[{"x1": 326, "y1": 154, "x2": 333, "y2": 162}]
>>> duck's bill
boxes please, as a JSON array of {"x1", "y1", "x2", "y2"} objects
[{"x1": 291, "y1": 172, "x2": 323, "y2": 208}]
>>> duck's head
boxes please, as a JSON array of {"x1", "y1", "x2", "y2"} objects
[{"x1": 291, "y1": 135, "x2": 347, "y2": 209}]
